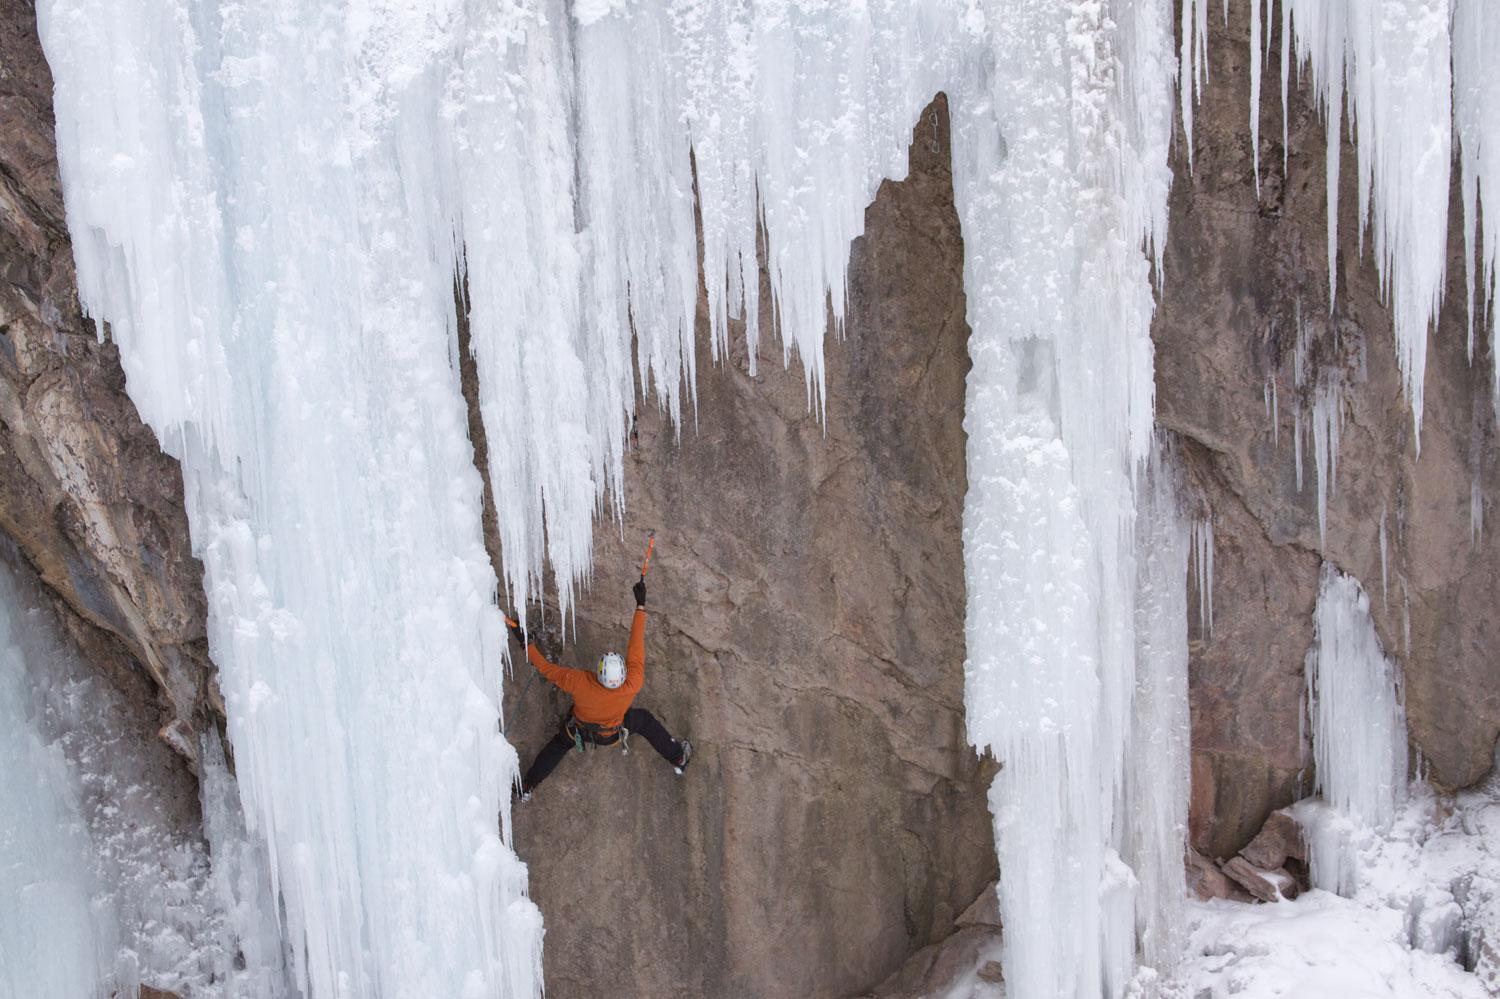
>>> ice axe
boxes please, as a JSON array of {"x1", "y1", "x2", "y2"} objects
[{"x1": 639, "y1": 530, "x2": 656, "y2": 581}]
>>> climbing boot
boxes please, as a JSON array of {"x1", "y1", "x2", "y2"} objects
[{"x1": 673, "y1": 739, "x2": 694, "y2": 776}]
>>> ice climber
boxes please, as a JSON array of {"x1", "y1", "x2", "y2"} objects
[{"x1": 511, "y1": 577, "x2": 693, "y2": 800}]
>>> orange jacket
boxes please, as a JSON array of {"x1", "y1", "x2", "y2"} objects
[{"x1": 527, "y1": 609, "x2": 646, "y2": 731}]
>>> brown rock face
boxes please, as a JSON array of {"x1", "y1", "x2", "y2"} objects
[
  {"x1": 0, "y1": 0, "x2": 212, "y2": 738},
  {"x1": 503, "y1": 98, "x2": 998, "y2": 999},
  {"x1": 1156, "y1": 2, "x2": 1500, "y2": 856}
]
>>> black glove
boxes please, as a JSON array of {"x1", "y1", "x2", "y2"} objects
[
  {"x1": 506, "y1": 618, "x2": 526, "y2": 647},
  {"x1": 633, "y1": 577, "x2": 647, "y2": 608}
]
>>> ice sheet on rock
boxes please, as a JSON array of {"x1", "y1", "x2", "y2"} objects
[
  {"x1": 1188, "y1": 728, "x2": 1500, "y2": 995},
  {"x1": 1183, "y1": 886, "x2": 1487, "y2": 999},
  {"x1": 1126, "y1": 441, "x2": 1193, "y2": 977},
  {"x1": 0, "y1": 552, "x2": 285, "y2": 997},
  {"x1": 0, "y1": 569, "x2": 115, "y2": 999},
  {"x1": 198, "y1": 731, "x2": 297, "y2": 998}
]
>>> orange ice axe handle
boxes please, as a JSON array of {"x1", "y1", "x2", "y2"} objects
[{"x1": 639, "y1": 532, "x2": 656, "y2": 579}]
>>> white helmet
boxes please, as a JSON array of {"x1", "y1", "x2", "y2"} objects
[{"x1": 596, "y1": 652, "x2": 626, "y2": 689}]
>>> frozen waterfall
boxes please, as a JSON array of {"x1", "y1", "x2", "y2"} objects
[{"x1": 32, "y1": 0, "x2": 1208, "y2": 994}]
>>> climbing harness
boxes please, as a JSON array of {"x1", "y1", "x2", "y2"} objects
[{"x1": 567, "y1": 717, "x2": 631, "y2": 755}]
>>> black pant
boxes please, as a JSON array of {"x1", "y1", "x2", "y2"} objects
[{"x1": 522, "y1": 707, "x2": 682, "y2": 791}]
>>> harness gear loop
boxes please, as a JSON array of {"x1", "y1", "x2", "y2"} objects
[{"x1": 566, "y1": 716, "x2": 631, "y2": 754}]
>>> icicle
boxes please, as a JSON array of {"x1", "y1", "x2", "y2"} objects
[
  {"x1": 954, "y1": 0, "x2": 1178, "y2": 993},
  {"x1": 1280, "y1": 0, "x2": 1292, "y2": 173},
  {"x1": 1311, "y1": 379, "x2": 1344, "y2": 545},
  {"x1": 1293, "y1": 299, "x2": 1309, "y2": 388},
  {"x1": 1265, "y1": 336, "x2": 1280, "y2": 445},
  {"x1": 1379, "y1": 503, "x2": 1389, "y2": 609},
  {"x1": 1180, "y1": 0, "x2": 1212, "y2": 171},
  {"x1": 1127, "y1": 438, "x2": 1192, "y2": 981},
  {"x1": 1472, "y1": 401, "x2": 1487, "y2": 549},
  {"x1": 38, "y1": 1, "x2": 549, "y2": 993},
  {"x1": 1302, "y1": 564, "x2": 1408, "y2": 894},
  {"x1": 1180, "y1": 0, "x2": 1196, "y2": 167},
  {"x1": 1401, "y1": 578, "x2": 1413, "y2": 656},
  {"x1": 1473, "y1": 476, "x2": 1484, "y2": 548},
  {"x1": 1250, "y1": 0, "x2": 1263, "y2": 196},
  {"x1": 1295, "y1": 407, "x2": 1305, "y2": 491},
  {"x1": 1190, "y1": 514, "x2": 1215, "y2": 637},
  {"x1": 1272, "y1": 376, "x2": 1280, "y2": 444}
]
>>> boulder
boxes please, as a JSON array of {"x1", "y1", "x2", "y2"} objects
[
  {"x1": 1239, "y1": 808, "x2": 1307, "y2": 872},
  {"x1": 955, "y1": 880, "x2": 1001, "y2": 929},
  {"x1": 1221, "y1": 856, "x2": 1299, "y2": 904},
  {"x1": 861, "y1": 925, "x2": 1004, "y2": 999},
  {"x1": 1187, "y1": 849, "x2": 1245, "y2": 902}
]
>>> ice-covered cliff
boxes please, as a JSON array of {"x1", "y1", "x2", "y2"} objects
[{"x1": 1, "y1": 0, "x2": 1499, "y2": 997}]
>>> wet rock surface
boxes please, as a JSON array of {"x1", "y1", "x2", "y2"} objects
[
  {"x1": 503, "y1": 98, "x2": 999, "y2": 999},
  {"x1": 0, "y1": 0, "x2": 212, "y2": 742}
]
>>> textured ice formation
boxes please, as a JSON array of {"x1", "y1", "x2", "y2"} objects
[{"x1": 35, "y1": 0, "x2": 1194, "y2": 995}]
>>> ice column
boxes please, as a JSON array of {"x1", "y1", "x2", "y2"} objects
[
  {"x1": 37, "y1": 1, "x2": 544, "y2": 995},
  {"x1": 952, "y1": 0, "x2": 1179, "y2": 994},
  {"x1": 1126, "y1": 441, "x2": 1193, "y2": 978},
  {"x1": 1303, "y1": 564, "x2": 1409, "y2": 892}
]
